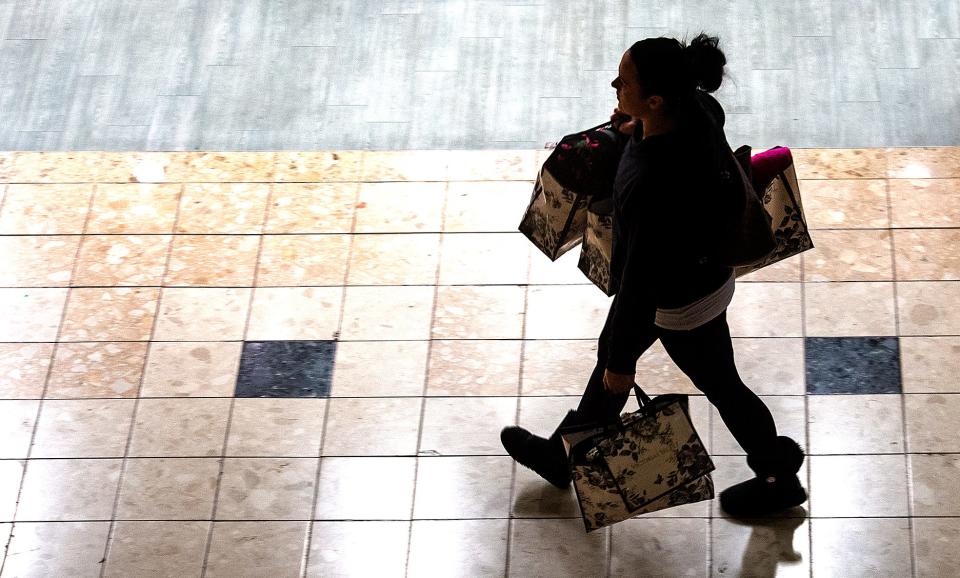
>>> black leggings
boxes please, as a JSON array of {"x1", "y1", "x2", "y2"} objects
[{"x1": 573, "y1": 304, "x2": 778, "y2": 459}]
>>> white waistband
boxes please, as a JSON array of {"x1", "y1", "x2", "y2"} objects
[{"x1": 654, "y1": 272, "x2": 735, "y2": 331}]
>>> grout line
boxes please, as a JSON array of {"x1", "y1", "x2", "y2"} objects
[
  {"x1": 198, "y1": 165, "x2": 277, "y2": 576},
  {"x1": 0, "y1": 182, "x2": 97, "y2": 577},
  {"x1": 800, "y1": 251, "x2": 814, "y2": 578},
  {"x1": 301, "y1": 176, "x2": 361, "y2": 578}
]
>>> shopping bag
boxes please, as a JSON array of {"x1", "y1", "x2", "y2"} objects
[
  {"x1": 576, "y1": 197, "x2": 615, "y2": 296},
  {"x1": 560, "y1": 386, "x2": 715, "y2": 532},
  {"x1": 519, "y1": 121, "x2": 626, "y2": 260}
]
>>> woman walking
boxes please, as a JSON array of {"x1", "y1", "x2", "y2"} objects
[{"x1": 501, "y1": 34, "x2": 807, "y2": 517}]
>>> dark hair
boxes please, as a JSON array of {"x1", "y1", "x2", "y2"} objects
[{"x1": 627, "y1": 33, "x2": 726, "y2": 104}]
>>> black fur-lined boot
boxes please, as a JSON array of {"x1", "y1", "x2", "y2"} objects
[
  {"x1": 500, "y1": 410, "x2": 577, "y2": 489},
  {"x1": 720, "y1": 436, "x2": 808, "y2": 517}
]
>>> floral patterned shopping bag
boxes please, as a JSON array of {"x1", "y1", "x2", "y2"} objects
[{"x1": 577, "y1": 197, "x2": 615, "y2": 296}]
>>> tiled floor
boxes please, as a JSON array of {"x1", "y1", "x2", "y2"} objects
[{"x1": 0, "y1": 148, "x2": 959, "y2": 576}]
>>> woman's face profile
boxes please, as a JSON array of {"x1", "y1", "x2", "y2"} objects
[{"x1": 612, "y1": 51, "x2": 644, "y2": 118}]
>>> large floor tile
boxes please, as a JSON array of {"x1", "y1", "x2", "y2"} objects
[
  {"x1": 60, "y1": 287, "x2": 159, "y2": 342},
  {"x1": 73, "y1": 234, "x2": 170, "y2": 287},
  {"x1": 216, "y1": 458, "x2": 318, "y2": 520},
  {"x1": 445, "y1": 180, "x2": 532, "y2": 233},
  {"x1": 802, "y1": 229, "x2": 893, "y2": 281},
  {"x1": 810, "y1": 518, "x2": 912, "y2": 578},
  {"x1": 247, "y1": 287, "x2": 342, "y2": 341},
  {"x1": 127, "y1": 398, "x2": 230, "y2": 457},
  {"x1": 727, "y1": 283, "x2": 802, "y2": 338},
  {"x1": 887, "y1": 147, "x2": 960, "y2": 179},
  {"x1": 360, "y1": 150, "x2": 450, "y2": 182},
  {"x1": 804, "y1": 282, "x2": 896, "y2": 337},
  {"x1": 914, "y1": 517, "x2": 960, "y2": 578},
  {"x1": 17, "y1": 459, "x2": 121, "y2": 521},
  {"x1": 420, "y1": 397, "x2": 518, "y2": 455},
  {"x1": 911, "y1": 453, "x2": 960, "y2": 517},
  {"x1": 331, "y1": 340, "x2": 428, "y2": 397},
  {"x1": 899, "y1": 337, "x2": 960, "y2": 393},
  {"x1": 809, "y1": 454, "x2": 908, "y2": 517},
  {"x1": 315, "y1": 457, "x2": 416, "y2": 520},
  {"x1": 0, "y1": 460, "x2": 25, "y2": 520},
  {"x1": 889, "y1": 179, "x2": 960, "y2": 228},
  {"x1": 893, "y1": 229, "x2": 960, "y2": 281},
  {"x1": 257, "y1": 234, "x2": 350, "y2": 286},
  {"x1": 509, "y1": 518, "x2": 607, "y2": 577},
  {"x1": 354, "y1": 181, "x2": 446, "y2": 233},
  {"x1": 116, "y1": 458, "x2": 219, "y2": 520},
  {"x1": 265, "y1": 182, "x2": 358, "y2": 234},
  {"x1": 433, "y1": 285, "x2": 526, "y2": 339},
  {"x1": 446, "y1": 150, "x2": 537, "y2": 181},
  {"x1": 86, "y1": 183, "x2": 181, "y2": 234},
  {"x1": 711, "y1": 516, "x2": 810, "y2": 578},
  {"x1": 0, "y1": 400, "x2": 38, "y2": 458},
  {"x1": 307, "y1": 521, "x2": 410, "y2": 578},
  {"x1": 227, "y1": 398, "x2": 326, "y2": 456},
  {"x1": 799, "y1": 179, "x2": 889, "y2": 229},
  {"x1": 510, "y1": 466, "x2": 583, "y2": 520},
  {"x1": 426, "y1": 339, "x2": 521, "y2": 396},
  {"x1": 712, "y1": 395, "x2": 806, "y2": 456},
  {"x1": 805, "y1": 337, "x2": 902, "y2": 394},
  {"x1": 168, "y1": 152, "x2": 275, "y2": 183},
  {"x1": 174, "y1": 182, "x2": 269, "y2": 234},
  {"x1": 610, "y1": 518, "x2": 709, "y2": 577},
  {"x1": 31, "y1": 399, "x2": 135, "y2": 458},
  {"x1": 346, "y1": 233, "x2": 440, "y2": 285},
  {"x1": 164, "y1": 234, "x2": 260, "y2": 286},
  {"x1": 0, "y1": 288, "x2": 68, "y2": 342},
  {"x1": 897, "y1": 281, "x2": 960, "y2": 335},
  {"x1": 152, "y1": 287, "x2": 251, "y2": 341},
  {"x1": 235, "y1": 340, "x2": 336, "y2": 398},
  {"x1": 408, "y1": 519, "x2": 508, "y2": 577},
  {"x1": 521, "y1": 339, "x2": 598, "y2": 396},
  {"x1": 140, "y1": 341, "x2": 242, "y2": 397},
  {"x1": 104, "y1": 521, "x2": 208, "y2": 578},
  {"x1": 205, "y1": 521, "x2": 308, "y2": 578},
  {"x1": 0, "y1": 235, "x2": 80, "y2": 287},
  {"x1": 3, "y1": 521, "x2": 110, "y2": 578},
  {"x1": 46, "y1": 341, "x2": 147, "y2": 398},
  {"x1": 527, "y1": 245, "x2": 594, "y2": 285},
  {"x1": 322, "y1": 397, "x2": 422, "y2": 456},
  {"x1": 793, "y1": 149, "x2": 886, "y2": 180},
  {"x1": 274, "y1": 151, "x2": 362, "y2": 183},
  {"x1": 0, "y1": 183, "x2": 93, "y2": 234},
  {"x1": 732, "y1": 337, "x2": 806, "y2": 396},
  {"x1": 524, "y1": 285, "x2": 611, "y2": 340},
  {"x1": 341, "y1": 285, "x2": 434, "y2": 340},
  {"x1": 808, "y1": 394, "x2": 904, "y2": 454},
  {"x1": 438, "y1": 232, "x2": 530, "y2": 285},
  {"x1": 412, "y1": 456, "x2": 512, "y2": 519},
  {"x1": 904, "y1": 393, "x2": 960, "y2": 452},
  {"x1": 0, "y1": 343, "x2": 54, "y2": 398}
]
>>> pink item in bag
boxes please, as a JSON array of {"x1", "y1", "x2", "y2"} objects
[{"x1": 751, "y1": 146, "x2": 792, "y2": 192}]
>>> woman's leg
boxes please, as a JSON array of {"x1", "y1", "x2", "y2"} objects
[{"x1": 658, "y1": 310, "x2": 778, "y2": 458}]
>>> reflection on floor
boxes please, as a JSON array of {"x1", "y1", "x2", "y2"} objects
[{"x1": 1, "y1": 148, "x2": 959, "y2": 576}]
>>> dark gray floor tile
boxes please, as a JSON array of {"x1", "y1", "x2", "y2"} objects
[
  {"x1": 236, "y1": 340, "x2": 336, "y2": 398},
  {"x1": 805, "y1": 337, "x2": 902, "y2": 395}
]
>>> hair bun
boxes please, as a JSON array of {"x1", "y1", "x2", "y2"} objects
[{"x1": 685, "y1": 33, "x2": 726, "y2": 92}]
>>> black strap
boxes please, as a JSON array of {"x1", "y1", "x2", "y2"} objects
[{"x1": 632, "y1": 384, "x2": 652, "y2": 407}]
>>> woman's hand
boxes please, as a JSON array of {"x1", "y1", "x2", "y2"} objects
[
  {"x1": 603, "y1": 369, "x2": 636, "y2": 395},
  {"x1": 610, "y1": 108, "x2": 640, "y2": 136}
]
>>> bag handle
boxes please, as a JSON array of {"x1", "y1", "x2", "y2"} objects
[{"x1": 632, "y1": 384, "x2": 652, "y2": 407}]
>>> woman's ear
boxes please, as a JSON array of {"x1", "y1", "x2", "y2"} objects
[{"x1": 647, "y1": 94, "x2": 665, "y2": 112}]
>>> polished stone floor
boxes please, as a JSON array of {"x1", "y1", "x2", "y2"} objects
[{"x1": 0, "y1": 148, "x2": 959, "y2": 576}]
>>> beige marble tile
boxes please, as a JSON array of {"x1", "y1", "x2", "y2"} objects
[
  {"x1": 809, "y1": 455, "x2": 908, "y2": 517},
  {"x1": 897, "y1": 281, "x2": 960, "y2": 335},
  {"x1": 0, "y1": 183, "x2": 93, "y2": 234},
  {"x1": 266, "y1": 182, "x2": 358, "y2": 233},
  {"x1": 0, "y1": 343, "x2": 54, "y2": 398},
  {"x1": 6, "y1": 152, "x2": 121, "y2": 183},
  {"x1": 17, "y1": 459, "x2": 121, "y2": 520},
  {"x1": 0, "y1": 400, "x2": 38, "y2": 459},
  {"x1": 712, "y1": 395, "x2": 806, "y2": 456},
  {"x1": 205, "y1": 521, "x2": 308, "y2": 578},
  {"x1": 627, "y1": 339, "x2": 699, "y2": 395},
  {"x1": 116, "y1": 458, "x2": 219, "y2": 520},
  {"x1": 905, "y1": 394, "x2": 960, "y2": 452},
  {"x1": 346, "y1": 233, "x2": 440, "y2": 285},
  {"x1": 521, "y1": 339, "x2": 598, "y2": 396},
  {"x1": 408, "y1": 520, "x2": 509, "y2": 578},
  {"x1": 730, "y1": 337, "x2": 805, "y2": 396},
  {"x1": 893, "y1": 229, "x2": 960, "y2": 281},
  {"x1": 0, "y1": 287, "x2": 68, "y2": 342},
  {"x1": 727, "y1": 282, "x2": 803, "y2": 337},
  {"x1": 426, "y1": 339, "x2": 521, "y2": 396},
  {"x1": 887, "y1": 147, "x2": 960, "y2": 179},
  {"x1": 511, "y1": 465, "x2": 586, "y2": 519},
  {"x1": 413, "y1": 456, "x2": 512, "y2": 519},
  {"x1": 0, "y1": 235, "x2": 80, "y2": 287},
  {"x1": 914, "y1": 518, "x2": 960, "y2": 578},
  {"x1": 308, "y1": 521, "x2": 410, "y2": 578},
  {"x1": 527, "y1": 244, "x2": 595, "y2": 285},
  {"x1": 176, "y1": 183, "x2": 269, "y2": 234},
  {"x1": 445, "y1": 180, "x2": 534, "y2": 232},
  {"x1": 792, "y1": 148, "x2": 886, "y2": 179},
  {"x1": 810, "y1": 518, "x2": 912, "y2": 578},
  {"x1": 509, "y1": 519, "x2": 607, "y2": 575},
  {"x1": 59, "y1": 287, "x2": 159, "y2": 342},
  {"x1": 247, "y1": 286, "x2": 342, "y2": 340},
  {"x1": 153, "y1": 287, "x2": 251, "y2": 341},
  {"x1": 104, "y1": 521, "x2": 208, "y2": 578},
  {"x1": 216, "y1": 458, "x2": 318, "y2": 520},
  {"x1": 257, "y1": 234, "x2": 350, "y2": 286},
  {"x1": 274, "y1": 150, "x2": 362, "y2": 182},
  {"x1": 99, "y1": 152, "x2": 183, "y2": 183},
  {"x1": 31, "y1": 399, "x2": 135, "y2": 458},
  {"x1": 433, "y1": 285, "x2": 526, "y2": 339},
  {"x1": 128, "y1": 398, "x2": 230, "y2": 457},
  {"x1": 341, "y1": 285, "x2": 434, "y2": 340},
  {"x1": 900, "y1": 337, "x2": 960, "y2": 393},
  {"x1": 0, "y1": 460, "x2": 25, "y2": 520},
  {"x1": 799, "y1": 179, "x2": 889, "y2": 229},
  {"x1": 516, "y1": 396, "x2": 586, "y2": 443},
  {"x1": 314, "y1": 457, "x2": 416, "y2": 520},
  {"x1": 420, "y1": 397, "x2": 518, "y2": 455},
  {"x1": 86, "y1": 183, "x2": 181, "y2": 234},
  {"x1": 711, "y1": 455, "x2": 809, "y2": 519},
  {"x1": 322, "y1": 397, "x2": 422, "y2": 456},
  {"x1": 331, "y1": 340, "x2": 428, "y2": 397},
  {"x1": 360, "y1": 150, "x2": 450, "y2": 181},
  {"x1": 524, "y1": 285, "x2": 613, "y2": 340},
  {"x1": 164, "y1": 234, "x2": 259, "y2": 287},
  {"x1": 711, "y1": 516, "x2": 810, "y2": 578},
  {"x1": 737, "y1": 255, "x2": 803, "y2": 282},
  {"x1": 446, "y1": 150, "x2": 537, "y2": 181},
  {"x1": 889, "y1": 179, "x2": 960, "y2": 228},
  {"x1": 803, "y1": 229, "x2": 893, "y2": 281},
  {"x1": 3, "y1": 521, "x2": 110, "y2": 578},
  {"x1": 73, "y1": 234, "x2": 171, "y2": 287},
  {"x1": 438, "y1": 232, "x2": 530, "y2": 285},
  {"x1": 911, "y1": 454, "x2": 960, "y2": 517},
  {"x1": 140, "y1": 341, "x2": 241, "y2": 397},
  {"x1": 808, "y1": 394, "x2": 904, "y2": 454},
  {"x1": 0, "y1": 152, "x2": 13, "y2": 181},
  {"x1": 46, "y1": 344, "x2": 146, "y2": 400},
  {"x1": 166, "y1": 152, "x2": 275, "y2": 183},
  {"x1": 227, "y1": 398, "x2": 326, "y2": 456},
  {"x1": 354, "y1": 181, "x2": 446, "y2": 233},
  {"x1": 611, "y1": 518, "x2": 710, "y2": 577},
  {"x1": 804, "y1": 282, "x2": 896, "y2": 337}
]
